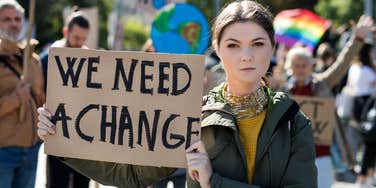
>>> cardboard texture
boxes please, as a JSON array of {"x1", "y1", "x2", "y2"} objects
[
  {"x1": 45, "y1": 47, "x2": 205, "y2": 168},
  {"x1": 293, "y1": 96, "x2": 335, "y2": 145}
]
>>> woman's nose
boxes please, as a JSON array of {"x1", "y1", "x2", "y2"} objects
[{"x1": 241, "y1": 48, "x2": 254, "y2": 63}]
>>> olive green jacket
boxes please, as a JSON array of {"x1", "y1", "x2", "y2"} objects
[{"x1": 63, "y1": 86, "x2": 317, "y2": 188}]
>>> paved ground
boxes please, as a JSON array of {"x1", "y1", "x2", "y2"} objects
[{"x1": 35, "y1": 144, "x2": 361, "y2": 188}]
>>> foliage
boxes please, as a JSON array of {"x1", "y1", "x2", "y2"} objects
[
  {"x1": 18, "y1": 0, "x2": 370, "y2": 52},
  {"x1": 315, "y1": 0, "x2": 363, "y2": 27},
  {"x1": 18, "y1": 0, "x2": 112, "y2": 52},
  {"x1": 186, "y1": 0, "x2": 319, "y2": 24},
  {"x1": 123, "y1": 18, "x2": 150, "y2": 51}
]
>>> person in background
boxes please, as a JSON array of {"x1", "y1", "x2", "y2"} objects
[
  {"x1": 39, "y1": 11, "x2": 91, "y2": 188},
  {"x1": 40, "y1": 12, "x2": 90, "y2": 90},
  {"x1": 348, "y1": 43, "x2": 376, "y2": 123},
  {"x1": 0, "y1": 1, "x2": 45, "y2": 188},
  {"x1": 37, "y1": 1, "x2": 317, "y2": 187},
  {"x1": 280, "y1": 15, "x2": 374, "y2": 188},
  {"x1": 346, "y1": 42, "x2": 376, "y2": 188}
]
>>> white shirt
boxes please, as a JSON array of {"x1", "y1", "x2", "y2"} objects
[{"x1": 347, "y1": 63, "x2": 376, "y2": 96}]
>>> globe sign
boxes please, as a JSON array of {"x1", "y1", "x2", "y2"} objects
[
  {"x1": 151, "y1": 3, "x2": 210, "y2": 54},
  {"x1": 152, "y1": 0, "x2": 166, "y2": 9}
]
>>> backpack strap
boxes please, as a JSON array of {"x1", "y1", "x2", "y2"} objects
[
  {"x1": 0, "y1": 54, "x2": 37, "y2": 102},
  {"x1": 0, "y1": 55, "x2": 22, "y2": 78}
]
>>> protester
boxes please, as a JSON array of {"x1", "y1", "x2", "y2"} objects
[
  {"x1": 348, "y1": 43, "x2": 376, "y2": 123},
  {"x1": 0, "y1": 1, "x2": 45, "y2": 188},
  {"x1": 185, "y1": 1, "x2": 317, "y2": 186},
  {"x1": 40, "y1": 12, "x2": 90, "y2": 89},
  {"x1": 37, "y1": 1, "x2": 317, "y2": 187},
  {"x1": 280, "y1": 15, "x2": 374, "y2": 188},
  {"x1": 39, "y1": 11, "x2": 91, "y2": 188},
  {"x1": 347, "y1": 43, "x2": 376, "y2": 188}
]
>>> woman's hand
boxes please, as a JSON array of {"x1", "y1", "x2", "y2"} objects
[
  {"x1": 37, "y1": 105, "x2": 56, "y2": 140},
  {"x1": 354, "y1": 15, "x2": 375, "y2": 40},
  {"x1": 186, "y1": 140, "x2": 212, "y2": 188}
]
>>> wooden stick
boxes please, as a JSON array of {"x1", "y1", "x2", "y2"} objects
[{"x1": 20, "y1": 0, "x2": 36, "y2": 121}]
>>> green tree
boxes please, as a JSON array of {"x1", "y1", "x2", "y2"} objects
[
  {"x1": 123, "y1": 18, "x2": 150, "y2": 51},
  {"x1": 186, "y1": 0, "x2": 319, "y2": 23},
  {"x1": 315, "y1": 0, "x2": 363, "y2": 27},
  {"x1": 19, "y1": 0, "x2": 112, "y2": 51}
]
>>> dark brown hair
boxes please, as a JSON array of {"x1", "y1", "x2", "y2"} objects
[
  {"x1": 359, "y1": 43, "x2": 375, "y2": 71},
  {"x1": 212, "y1": 0, "x2": 275, "y2": 49},
  {"x1": 68, "y1": 15, "x2": 90, "y2": 31}
]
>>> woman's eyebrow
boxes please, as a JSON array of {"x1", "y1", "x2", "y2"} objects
[
  {"x1": 251, "y1": 37, "x2": 267, "y2": 42},
  {"x1": 224, "y1": 37, "x2": 267, "y2": 42},
  {"x1": 224, "y1": 38, "x2": 240, "y2": 42}
]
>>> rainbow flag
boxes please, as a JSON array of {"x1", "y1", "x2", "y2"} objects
[{"x1": 274, "y1": 9, "x2": 331, "y2": 52}]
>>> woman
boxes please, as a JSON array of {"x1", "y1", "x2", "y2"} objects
[
  {"x1": 280, "y1": 15, "x2": 373, "y2": 188},
  {"x1": 37, "y1": 1, "x2": 317, "y2": 187},
  {"x1": 348, "y1": 43, "x2": 376, "y2": 123},
  {"x1": 349, "y1": 43, "x2": 376, "y2": 188}
]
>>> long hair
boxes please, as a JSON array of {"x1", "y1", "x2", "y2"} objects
[{"x1": 359, "y1": 43, "x2": 375, "y2": 71}]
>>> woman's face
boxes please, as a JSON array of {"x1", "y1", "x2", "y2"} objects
[{"x1": 216, "y1": 21, "x2": 273, "y2": 86}]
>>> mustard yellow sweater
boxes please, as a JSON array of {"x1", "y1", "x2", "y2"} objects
[{"x1": 237, "y1": 109, "x2": 267, "y2": 183}]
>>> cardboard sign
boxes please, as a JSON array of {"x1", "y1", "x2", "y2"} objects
[
  {"x1": 45, "y1": 48, "x2": 205, "y2": 168},
  {"x1": 293, "y1": 96, "x2": 335, "y2": 145}
]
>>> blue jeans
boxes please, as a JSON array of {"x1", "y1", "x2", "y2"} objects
[{"x1": 0, "y1": 142, "x2": 41, "y2": 188}]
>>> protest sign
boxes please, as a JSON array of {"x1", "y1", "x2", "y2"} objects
[
  {"x1": 45, "y1": 47, "x2": 205, "y2": 168},
  {"x1": 293, "y1": 96, "x2": 335, "y2": 145}
]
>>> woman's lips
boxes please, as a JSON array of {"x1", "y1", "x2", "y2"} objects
[{"x1": 240, "y1": 67, "x2": 256, "y2": 71}]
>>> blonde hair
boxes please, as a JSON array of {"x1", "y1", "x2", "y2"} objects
[{"x1": 284, "y1": 47, "x2": 314, "y2": 75}]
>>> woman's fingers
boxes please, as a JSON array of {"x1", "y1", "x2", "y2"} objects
[
  {"x1": 186, "y1": 146, "x2": 213, "y2": 188},
  {"x1": 186, "y1": 140, "x2": 207, "y2": 153},
  {"x1": 37, "y1": 106, "x2": 56, "y2": 141},
  {"x1": 187, "y1": 156, "x2": 211, "y2": 170},
  {"x1": 37, "y1": 127, "x2": 48, "y2": 141},
  {"x1": 186, "y1": 152, "x2": 209, "y2": 161},
  {"x1": 188, "y1": 161, "x2": 202, "y2": 181},
  {"x1": 37, "y1": 121, "x2": 55, "y2": 134},
  {"x1": 186, "y1": 151, "x2": 211, "y2": 182},
  {"x1": 188, "y1": 169, "x2": 199, "y2": 181},
  {"x1": 38, "y1": 107, "x2": 52, "y2": 118},
  {"x1": 38, "y1": 114, "x2": 55, "y2": 130}
]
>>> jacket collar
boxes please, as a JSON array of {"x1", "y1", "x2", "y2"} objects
[
  {"x1": 202, "y1": 83, "x2": 297, "y2": 161},
  {"x1": 202, "y1": 83, "x2": 295, "y2": 129},
  {"x1": 201, "y1": 83, "x2": 237, "y2": 129}
]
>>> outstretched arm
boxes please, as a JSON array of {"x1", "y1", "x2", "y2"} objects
[{"x1": 317, "y1": 15, "x2": 374, "y2": 89}]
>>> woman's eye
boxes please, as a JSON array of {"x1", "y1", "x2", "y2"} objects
[
  {"x1": 227, "y1": 43, "x2": 238, "y2": 48},
  {"x1": 253, "y1": 42, "x2": 264, "y2": 47}
]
